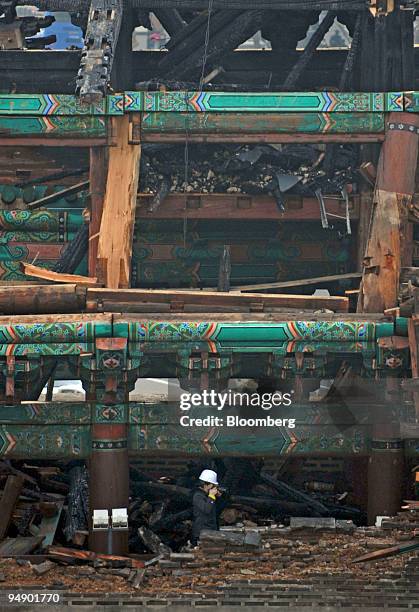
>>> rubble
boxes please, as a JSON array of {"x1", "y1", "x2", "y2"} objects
[
  {"x1": 0, "y1": 457, "x2": 369, "y2": 559},
  {"x1": 140, "y1": 143, "x2": 358, "y2": 215}
]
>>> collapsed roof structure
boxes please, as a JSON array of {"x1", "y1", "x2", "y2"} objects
[{"x1": 0, "y1": 0, "x2": 418, "y2": 570}]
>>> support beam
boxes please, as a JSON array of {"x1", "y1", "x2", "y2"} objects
[
  {"x1": 97, "y1": 115, "x2": 141, "y2": 288},
  {"x1": 88, "y1": 338, "x2": 130, "y2": 555},
  {"x1": 76, "y1": 0, "x2": 123, "y2": 102},
  {"x1": 89, "y1": 148, "x2": 108, "y2": 277},
  {"x1": 0, "y1": 284, "x2": 87, "y2": 315},
  {"x1": 358, "y1": 113, "x2": 419, "y2": 313},
  {"x1": 282, "y1": 11, "x2": 337, "y2": 90},
  {"x1": 86, "y1": 287, "x2": 349, "y2": 312}
]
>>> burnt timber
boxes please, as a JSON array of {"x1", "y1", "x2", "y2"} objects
[{"x1": 0, "y1": 1, "x2": 418, "y2": 558}]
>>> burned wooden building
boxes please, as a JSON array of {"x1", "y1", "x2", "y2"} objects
[{"x1": 0, "y1": 0, "x2": 418, "y2": 559}]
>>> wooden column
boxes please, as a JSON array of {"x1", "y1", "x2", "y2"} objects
[
  {"x1": 89, "y1": 423, "x2": 129, "y2": 554},
  {"x1": 367, "y1": 424, "x2": 404, "y2": 525},
  {"x1": 358, "y1": 113, "x2": 419, "y2": 313},
  {"x1": 89, "y1": 147, "x2": 107, "y2": 277},
  {"x1": 97, "y1": 115, "x2": 141, "y2": 288},
  {"x1": 88, "y1": 338, "x2": 130, "y2": 555}
]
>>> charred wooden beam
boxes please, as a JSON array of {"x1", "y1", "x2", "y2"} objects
[
  {"x1": 339, "y1": 12, "x2": 363, "y2": 91},
  {"x1": 282, "y1": 11, "x2": 337, "y2": 90},
  {"x1": 153, "y1": 8, "x2": 186, "y2": 35},
  {"x1": 166, "y1": 10, "x2": 261, "y2": 81},
  {"x1": 53, "y1": 223, "x2": 89, "y2": 275},
  {"x1": 27, "y1": 181, "x2": 89, "y2": 211},
  {"x1": 0, "y1": 284, "x2": 87, "y2": 315},
  {"x1": 17, "y1": 1, "x2": 368, "y2": 9},
  {"x1": 158, "y1": 10, "x2": 239, "y2": 74},
  {"x1": 76, "y1": 0, "x2": 124, "y2": 102},
  {"x1": 218, "y1": 245, "x2": 231, "y2": 292},
  {"x1": 127, "y1": 1, "x2": 366, "y2": 9}
]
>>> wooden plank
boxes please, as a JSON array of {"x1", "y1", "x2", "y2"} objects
[
  {"x1": 47, "y1": 546, "x2": 145, "y2": 568},
  {"x1": 97, "y1": 115, "x2": 141, "y2": 288},
  {"x1": 33, "y1": 498, "x2": 64, "y2": 547},
  {"x1": 233, "y1": 273, "x2": 362, "y2": 292},
  {"x1": 115, "y1": 312, "x2": 389, "y2": 323},
  {"x1": 21, "y1": 263, "x2": 98, "y2": 285},
  {"x1": 0, "y1": 475, "x2": 24, "y2": 539},
  {"x1": 136, "y1": 193, "x2": 360, "y2": 221},
  {"x1": 352, "y1": 541, "x2": 419, "y2": 564},
  {"x1": 0, "y1": 536, "x2": 45, "y2": 556},
  {"x1": 87, "y1": 288, "x2": 349, "y2": 312}
]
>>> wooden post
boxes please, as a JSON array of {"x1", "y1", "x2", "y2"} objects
[
  {"x1": 358, "y1": 113, "x2": 419, "y2": 313},
  {"x1": 367, "y1": 424, "x2": 404, "y2": 525},
  {"x1": 97, "y1": 115, "x2": 141, "y2": 288},
  {"x1": 218, "y1": 245, "x2": 231, "y2": 292},
  {"x1": 89, "y1": 147, "x2": 107, "y2": 278},
  {"x1": 88, "y1": 338, "x2": 130, "y2": 555}
]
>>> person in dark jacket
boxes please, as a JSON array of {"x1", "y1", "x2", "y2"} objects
[{"x1": 191, "y1": 469, "x2": 221, "y2": 546}]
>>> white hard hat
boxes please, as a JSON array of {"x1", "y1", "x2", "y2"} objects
[{"x1": 199, "y1": 469, "x2": 218, "y2": 485}]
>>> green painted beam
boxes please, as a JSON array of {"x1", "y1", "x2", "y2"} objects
[
  {"x1": 115, "y1": 320, "x2": 396, "y2": 343},
  {"x1": 0, "y1": 323, "x2": 110, "y2": 344},
  {"x1": 125, "y1": 91, "x2": 405, "y2": 113},
  {"x1": 0, "y1": 92, "x2": 409, "y2": 117},
  {"x1": 0, "y1": 94, "x2": 123, "y2": 116},
  {"x1": 0, "y1": 116, "x2": 107, "y2": 138},
  {"x1": 0, "y1": 318, "x2": 406, "y2": 345},
  {"x1": 0, "y1": 343, "x2": 92, "y2": 356},
  {"x1": 0, "y1": 401, "x2": 414, "y2": 459},
  {"x1": 140, "y1": 112, "x2": 385, "y2": 134},
  {"x1": 0, "y1": 210, "x2": 82, "y2": 232}
]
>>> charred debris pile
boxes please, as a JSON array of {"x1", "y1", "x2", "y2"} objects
[
  {"x1": 0, "y1": 458, "x2": 364, "y2": 557},
  {"x1": 141, "y1": 143, "x2": 359, "y2": 209}
]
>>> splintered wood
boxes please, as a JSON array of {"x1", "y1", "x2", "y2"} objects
[
  {"x1": 97, "y1": 115, "x2": 141, "y2": 289},
  {"x1": 358, "y1": 112, "x2": 419, "y2": 313}
]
